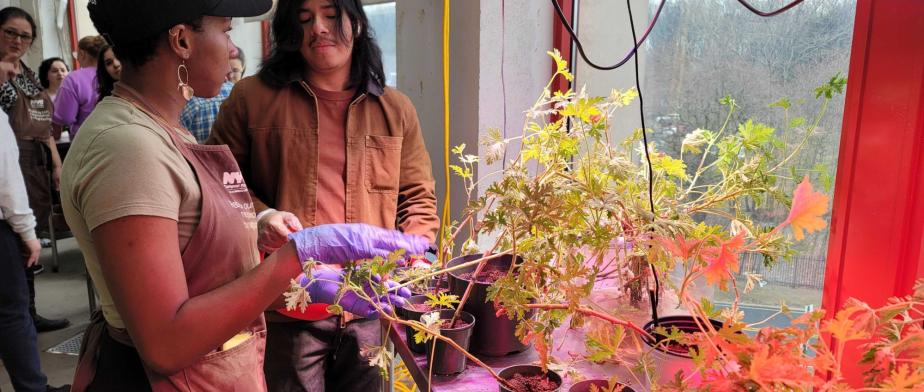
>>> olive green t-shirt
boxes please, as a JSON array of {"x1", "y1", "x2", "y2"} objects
[{"x1": 61, "y1": 96, "x2": 201, "y2": 329}]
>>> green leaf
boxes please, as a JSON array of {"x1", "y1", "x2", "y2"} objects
[
  {"x1": 449, "y1": 164, "x2": 472, "y2": 179},
  {"x1": 451, "y1": 143, "x2": 466, "y2": 155},
  {"x1": 719, "y1": 95, "x2": 736, "y2": 107},
  {"x1": 815, "y1": 73, "x2": 848, "y2": 99},
  {"x1": 769, "y1": 98, "x2": 791, "y2": 110},
  {"x1": 548, "y1": 50, "x2": 573, "y2": 82},
  {"x1": 652, "y1": 154, "x2": 688, "y2": 180},
  {"x1": 738, "y1": 119, "x2": 775, "y2": 150},
  {"x1": 789, "y1": 117, "x2": 806, "y2": 129},
  {"x1": 326, "y1": 304, "x2": 343, "y2": 315}
]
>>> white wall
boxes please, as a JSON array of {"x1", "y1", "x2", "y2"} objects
[
  {"x1": 396, "y1": 0, "x2": 553, "y2": 244},
  {"x1": 574, "y1": 0, "x2": 649, "y2": 142}
]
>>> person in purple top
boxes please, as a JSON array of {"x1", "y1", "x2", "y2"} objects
[{"x1": 51, "y1": 35, "x2": 106, "y2": 140}]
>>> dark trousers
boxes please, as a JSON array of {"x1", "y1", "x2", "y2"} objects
[
  {"x1": 0, "y1": 222, "x2": 47, "y2": 392},
  {"x1": 17, "y1": 140, "x2": 51, "y2": 235},
  {"x1": 264, "y1": 317, "x2": 383, "y2": 392}
]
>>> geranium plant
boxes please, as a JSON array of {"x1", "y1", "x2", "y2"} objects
[{"x1": 280, "y1": 51, "x2": 924, "y2": 390}]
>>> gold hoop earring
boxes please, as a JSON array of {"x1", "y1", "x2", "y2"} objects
[{"x1": 177, "y1": 61, "x2": 194, "y2": 101}]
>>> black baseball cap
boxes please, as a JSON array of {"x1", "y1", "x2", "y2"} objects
[{"x1": 88, "y1": 0, "x2": 272, "y2": 46}]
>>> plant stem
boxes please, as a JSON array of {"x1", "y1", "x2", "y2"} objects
[
  {"x1": 393, "y1": 251, "x2": 513, "y2": 291},
  {"x1": 450, "y1": 244, "x2": 501, "y2": 325},
  {"x1": 683, "y1": 102, "x2": 736, "y2": 197},
  {"x1": 524, "y1": 303, "x2": 655, "y2": 342}
]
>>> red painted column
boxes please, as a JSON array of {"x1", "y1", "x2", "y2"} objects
[
  {"x1": 551, "y1": 0, "x2": 574, "y2": 94},
  {"x1": 261, "y1": 20, "x2": 272, "y2": 60},
  {"x1": 822, "y1": 0, "x2": 924, "y2": 384}
]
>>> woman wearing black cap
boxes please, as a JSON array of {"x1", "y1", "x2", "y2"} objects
[{"x1": 60, "y1": 1, "x2": 425, "y2": 391}]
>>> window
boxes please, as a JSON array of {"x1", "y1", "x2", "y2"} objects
[
  {"x1": 364, "y1": 1, "x2": 397, "y2": 86},
  {"x1": 642, "y1": 0, "x2": 856, "y2": 326}
]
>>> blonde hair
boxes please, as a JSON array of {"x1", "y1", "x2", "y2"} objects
[{"x1": 78, "y1": 35, "x2": 107, "y2": 59}]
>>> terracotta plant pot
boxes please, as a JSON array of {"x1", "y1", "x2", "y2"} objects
[
  {"x1": 396, "y1": 295, "x2": 436, "y2": 353},
  {"x1": 447, "y1": 253, "x2": 532, "y2": 356},
  {"x1": 497, "y1": 364, "x2": 562, "y2": 392},
  {"x1": 642, "y1": 315, "x2": 724, "y2": 384},
  {"x1": 423, "y1": 310, "x2": 476, "y2": 375},
  {"x1": 568, "y1": 379, "x2": 636, "y2": 392}
]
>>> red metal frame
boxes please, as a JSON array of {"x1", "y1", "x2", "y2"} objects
[
  {"x1": 67, "y1": 0, "x2": 80, "y2": 68},
  {"x1": 822, "y1": 0, "x2": 924, "y2": 384},
  {"x1": 261, "y1": 20, "x2": 272, "y2": 60},
  {"x1": 551, "y1": 0, "x2": 574, "y2": 94}
]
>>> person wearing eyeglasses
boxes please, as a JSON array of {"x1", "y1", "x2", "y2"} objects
[{"x1": 0, "y1": 6, "x2": 72, "y2": 335}]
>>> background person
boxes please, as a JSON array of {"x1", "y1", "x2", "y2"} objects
[
  {"x1": 94, "y1": 44, "x2": 120, "y2": 103},
  {"x1": 38, "y1": 57, "x2": 68, "y2": 102},
  {"x1": 228, "y1": 44, "x2": 245, "y2": 83},
  {"x1": 0, "y1": 6, "x2": 70, "y2": 334},
  {"x1": 209, "y1": 0, "x2": 439, "y2": 390},
  {"x1": 52, "y1": 35, "x2": 106, "y2": 140},
  {"x1": 63, "y1": 0, "x2": 422, "y2": 390},
  {"x1": 0, "y1": 58, "x2": 70, "y2": 392}
]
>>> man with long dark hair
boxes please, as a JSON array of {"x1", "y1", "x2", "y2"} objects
[{"x1": 208, "y1": 0, "x2": 438, "y2": 390}]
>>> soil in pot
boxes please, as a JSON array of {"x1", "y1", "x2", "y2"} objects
[
  {"x1": 506, "y1": 374, "x2": 560, "y2": 392},
  {"x1": 641, "y1": 315, "x2": 726, "y2": 385},
  {"x1": 423, "y1": 310, "x2": 476, "y2": 376},
  {"x1": 457, "y1": 263, "x2": 509, "y2": 284},
  {"x1": 498, "y1": 365, "x2": 562, "y2": 392},
  {"x1": 642, "y1": 315, "x2": 725, "y2": 358},
  {"x1": 448, "y1": 253, "x2": 532, "y2": 356},
  {"x1": 568, "y1": 380, "x2": 636, "y2": 392}
]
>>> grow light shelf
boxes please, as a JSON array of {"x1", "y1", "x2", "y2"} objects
[{"x1": 387, "y1": 318, "x2": 643, "y2": 391}]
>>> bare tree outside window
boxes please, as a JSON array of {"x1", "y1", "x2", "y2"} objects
[{"x1": 644, "y1": 0, "x2": 856, "y2": 322}]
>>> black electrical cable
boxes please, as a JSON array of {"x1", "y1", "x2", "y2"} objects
[
  {"x1": 622, "y1": 0, "x2": 661, "y2": 327},
  {"x1": 736, "y1": 0, "x2": 805, "y2": 17},
  {"x1": 550, "y1": 0, "x2": 667, "y2": 71}
]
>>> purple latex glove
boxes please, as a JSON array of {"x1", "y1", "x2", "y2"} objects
[
  {"x1": 300, "y1": 270, "x2": 413, "y2": 319},
  {"x1": 288, "y1": 223, "x2": 430, "y2": 265}
]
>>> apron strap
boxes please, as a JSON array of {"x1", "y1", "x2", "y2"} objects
[{"x1": 71, "y1": 311, "x2": 106, "y2": 392}]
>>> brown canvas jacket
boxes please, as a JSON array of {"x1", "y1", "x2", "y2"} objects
[{"x1": 207, "y1": 76, "x2": 439, "y2": 242}]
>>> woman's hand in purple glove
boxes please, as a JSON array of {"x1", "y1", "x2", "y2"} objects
[
  {"x1": 288, "y1": 223, "x2": 430, "y2": 265},
  {"x1": 299, "y1": 270, "x2": 412, "y2": 319}
]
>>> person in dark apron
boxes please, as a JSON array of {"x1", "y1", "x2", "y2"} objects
[{"x1": 59, "y1": 1, "x2": 426, "y2": 391}]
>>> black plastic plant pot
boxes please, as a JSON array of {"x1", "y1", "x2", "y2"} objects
[
  {"x1": 642, "y1": 315, "x2": 724, "y2": 384},
  {"x1": 447, "y1": 253, "x2": 532, "y2": 356},
  {"x1": 569, "y1": 380, "x2": 636, "y2": 392},
  {"x1": 396, "y1": 295, "x2": 435, "y2": 353},
  {"x1": 423, "y1": 310, "x2": 476, "y2": 376},
  {"x1": 497, "y1": 364, "x2": 562, "y2": 392}
]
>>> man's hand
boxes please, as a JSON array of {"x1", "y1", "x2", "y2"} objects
[
  {"x1": 257, "y1": 210, "x2": 303, "y2": 254},
  {"x1": 22, "y1": 239, "x2": 41, "y2": 268},
  {"x1": 0, "y1": 61, "x2": 15, "y2": 84}
]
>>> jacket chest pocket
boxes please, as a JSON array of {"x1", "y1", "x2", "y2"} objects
[{"x1": 365, "y1": 135, "x2": 403, "y2": 194}]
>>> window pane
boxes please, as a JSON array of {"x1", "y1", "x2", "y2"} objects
[
  {"x1": 644, "y1": 0, "x2": 855, "y2": 326},
  {"x1": 364, "y1": 2, "x2": 397, "y2": 86}
]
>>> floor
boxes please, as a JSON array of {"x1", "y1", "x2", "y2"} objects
[{"x1": 0, "y1": 238, "x2": 91, "y2": 390}]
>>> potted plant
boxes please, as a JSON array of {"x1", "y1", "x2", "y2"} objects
[
  {"x1": 396, "y1": 292, "x2": 459, "y2": 353},
  {"x1": 418, "y1": 309, "x2": 476, "y2": 375},
  {"x1": 446, "y1": 253, "x2": 533, "y2": 356},
  {"x1": 498, "y1": 364, "x2": 563, "y2": 392},
  {"x1": 281, "y1": 51, "x2": 902, "y2": 390}
]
